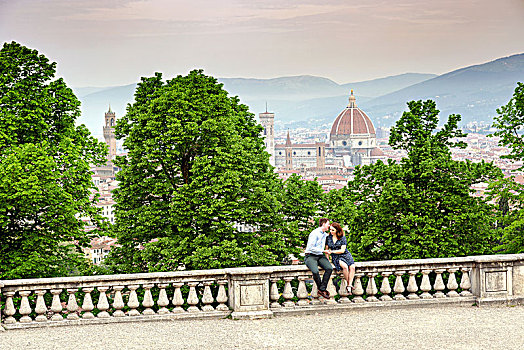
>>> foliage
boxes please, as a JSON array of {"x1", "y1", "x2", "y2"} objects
[
  {"x1": 488, "y1": 82, "x2": 524, "y2": 253},
  {"x1": 277, "y1": 174, "x2": 326, "y2": 261},
  {"x1": 324, "y1": 186, "x2": 357, "y2": 229},
  {"x1": 107, "y1": 70, "x2": 289, "y2": 272},
  {"x1": 485, "y1": 176, "x2": 524, "y2": 253},
  {"x1": 0, "y1": 42, "x2": 107, "y2": 279},
  {"x1": 345, "y1": 100, "x2": 501, "y2": 261},
  {"x1": 491, "y1": 82, "x2": 524, "y2": 167}
]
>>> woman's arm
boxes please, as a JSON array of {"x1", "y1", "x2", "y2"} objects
[{"x1": 331, "y1": 245, "x2": 346, "y2": 254}]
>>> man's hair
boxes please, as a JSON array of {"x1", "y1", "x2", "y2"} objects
[{"x1": 319, "y1": 218, "x2": 329, "y2": 227}]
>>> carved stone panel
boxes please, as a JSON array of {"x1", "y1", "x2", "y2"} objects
[
  {"x1": 485, "y1": 271, "x2": 507, "y2": 292},
  {"x1": 240, "y1": 284, "x2": 264, "y2": 306}
]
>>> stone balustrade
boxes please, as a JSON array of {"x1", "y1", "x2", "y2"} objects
[
  {"x1": 0, "y1": 269, "x2": 230, "y2": 330},
  {"x1": 1, "y1": 254, "x2": 524, "y2": 329}
]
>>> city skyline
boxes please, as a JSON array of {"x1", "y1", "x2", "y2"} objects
[{"x1": 1, "y1": 0, "x2": 523, "y2": 88}]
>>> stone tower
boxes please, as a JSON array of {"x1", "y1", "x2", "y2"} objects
[
  {"x1": 285, "y1": 131, "x2": 293, "y2": 170},
  {"x1": 259, "y1": 108, "x2": 275, "y2": 166},
  {"x1": 315, "y1": 142, "x2": 325, "y2": 168},
  {"x1": 103, "y1": 105, "x2": 116, "y2": 161}
]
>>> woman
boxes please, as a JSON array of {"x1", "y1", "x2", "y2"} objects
[{"x1": 325, "y1": 222, "x2": 356, "y2": 294}]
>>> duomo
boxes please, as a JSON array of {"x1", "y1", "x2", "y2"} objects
[{"x1": 259, "y1": 90, "x2": 386, "y2": 173}]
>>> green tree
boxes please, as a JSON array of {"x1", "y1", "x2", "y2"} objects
[
  {"x1": 491, "y1": 82, "x2": 524, "y2": 166},
  {"x1": 278, "y1": 174, "x2": 325, "y2": 261},
  {"x1": 345, "y1": 100, "x2": 501, "y2": 261},
  {"x1": 0, "y1": 42, "x2": 108, "y2": 279},
  {"x1": 107, "y1": 70, "x2": 288, "y2": 272},
  {"x1": 324, "y1": 186, "x2": 357, "y2": 229},
  {"x1": 489, "y1": 82, "x2": 524, "y2": 253}
]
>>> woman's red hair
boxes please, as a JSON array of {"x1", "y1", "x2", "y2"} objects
[{"x1": 331, "y1": 222, "x2": 344, "y2": 240}]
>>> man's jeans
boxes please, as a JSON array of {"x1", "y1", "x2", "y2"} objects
[{"x1": 304, "y1": 254, "x2": 333, "y2": 291}]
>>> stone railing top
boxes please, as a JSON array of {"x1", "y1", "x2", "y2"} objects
[
  {"x1": 1, "y1": 253, "x2": 523, "y2": 288},
  {"x1": 0, "y1": 268, "x2": 229, "y2": 288}
]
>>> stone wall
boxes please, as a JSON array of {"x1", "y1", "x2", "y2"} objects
[{"x1": 1, "y1": 254, "x2": 523, "y2": 330}]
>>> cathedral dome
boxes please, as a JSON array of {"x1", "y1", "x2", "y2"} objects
[{"x1": 330, "y1": 91, "x2": 375, "y2": 136}]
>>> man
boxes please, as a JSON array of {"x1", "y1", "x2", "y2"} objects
[{"x1": 304, "y1": 218, "x2": 333, "y2": 298}]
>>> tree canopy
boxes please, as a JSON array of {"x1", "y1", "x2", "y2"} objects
[
  {"x1": 343, "y1": 100, "x2": 501, "y2": 261},
  {"x1": 489, "y1": 82, "x2": 524, "y2": 253},
  {"x1": 491, "y1": 82, "x2": 524, "y2": 167},
  {"x1": 108, "y1": 70, "x2": 291, "y2": 272},
  {"x1": 0, "y1": 42, "x2": 107, "y2": 279}
]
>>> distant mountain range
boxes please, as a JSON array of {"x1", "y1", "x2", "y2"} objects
[{"x1": 74, "y1": 53, "x2": 524, "y2": 136}]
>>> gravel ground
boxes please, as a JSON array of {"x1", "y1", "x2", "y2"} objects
[{"x1": 1, "y1": 305, "x2": 524, "y2": 350}]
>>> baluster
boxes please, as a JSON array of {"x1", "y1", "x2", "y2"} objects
[
  {"x1": 270, "y1": 278, "x2": 281, "y2": 308},
  {"x1": 186, "y1": 282, "x2": 200, "y2": 312},
  {"x1": 142, "y1": 284, "x2": 155, "y2": 315},
  {"x1": 81, "y1": 288, "x2": 95, "y2": 319},
  {"x1": 157, "y1": 283, "x2": 170, "y2": 314},
  {"x1": 50, "y1": 289, "x2": 63, "y2": 321},
  {"x1": 171, "y1": 282, "x2": 185, "y2": 313},
  {"x1": 379, "y1": 272, "x2": 392, "y2": 301},
  {"x1": 407, "y1": 270, "x2": 420, "y2": 300},
  {"x1": 393, "y1": 271, "x2": 406, "y2": 300},
  {"x1": 419, "y1": 270, "x2": 433, "y2": 299},
  {"x1": 433, "y1": 269, "x2": 446, "y2": 298},
  {"x1": 18, "y1": 290, "x2": 33, "y2": 323},
  {"x1": 112, "y1": 286, "x2": 125, "y2": 317},
  {"x1": 216, "y1": 280, "x2": 229, "y2": 311},
  {"x1": 3, "y1": 291, "x2": 16, "y2": 324},
  {"x1": 338, "y1": 274, "x2": 351, "y2": 304},
  {"x1": 66, "y1": 289, "x2": 80, "y2": 320},
  {"x1": 97, "y1": 286, "x2": 110, "y2": 318},
  {"x1": 127, "y1": 285, "x2": 141, "y2": 316},
  {"x1": 282, "y1": 277, "x2": 295, "y2": 307},
  {"x1": 446, "y1": 268, "x2": 459, "y2": 297},
  {"x1": 35, "y1": 290, "x2": 48, "y2": 322},
  {"x1": 366, "y1": 273, "x2": 379, "y2": 302},
  {"x1": 296, "y1": 275, "x2": 310, "y2": 306},
  {"x1": 325, "y1": 274, "x2": 337, "y2": 305},
  {"x1": 352, "y1": 272, "x2": 365, "y2": 303},
  {"x1": 310, "y1": 276, "x2": 321, "y2": 305},
  {"x1": 460, "y1": 268, "x2": 472, "y2": 296},
  {"x1": 201, "y1": 281, "x2": 215, "y2": 312}
]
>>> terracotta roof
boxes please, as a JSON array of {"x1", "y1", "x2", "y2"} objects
[
  {"x1": 330, "y1": 91, "x2": 375, "y2": 136},
  {"x1": 370, "y1": 147, "x2": 385, "y2": 156}
]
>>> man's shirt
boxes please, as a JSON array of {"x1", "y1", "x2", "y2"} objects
[{"x1": 305, "y1": 227, "x2": 327, "y2": 255}]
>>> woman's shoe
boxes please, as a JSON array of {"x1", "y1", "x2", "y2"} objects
[{"x1": 346, "y1": 285, "x2": 355, "y2": 295}]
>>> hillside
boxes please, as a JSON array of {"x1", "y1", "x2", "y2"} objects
[
  {"x1": 361, "y1": 53, "x2": 524, "y2": 126},
  {"x1": 75, "y1": 53, "x2": 523, "y2": 135},
  {"x1": 76, "y1": 73, "x2": 435, "y2": 135}
]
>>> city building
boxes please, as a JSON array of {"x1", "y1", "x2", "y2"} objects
[
  {"x1": 259, "y1": 109, "x2": 275, "y2": 166},
  {"x1": 274, "y1": 132, "x2": 327, "y2": 170},
  {"x1": 103, "y1": 105, "x2": 117, "y2": 160},
  {"x1": 266, "y1": 90, "x2": 386, "y2": 172},
  {"x1": 328, "y1": 90, "x2": 386, "y2": 166}
]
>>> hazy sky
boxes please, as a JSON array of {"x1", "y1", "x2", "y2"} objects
[{"x1": 1, "y1": 0, "x2": 523, "y2": 87}]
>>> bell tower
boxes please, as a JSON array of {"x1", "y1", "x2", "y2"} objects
[
  {"x1": 103, "y1": 105, "x2": 117, "y2": 161},
  {"x1": 259, "y1": 105, "x2": 275, "y2": 166}
]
